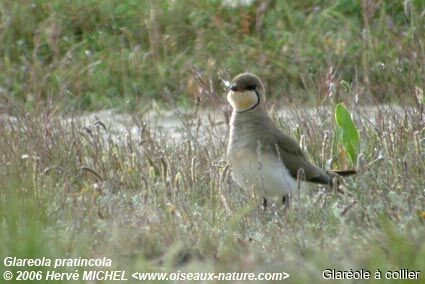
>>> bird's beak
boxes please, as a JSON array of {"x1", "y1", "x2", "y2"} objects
[{"x1": 230, "y1": 84, "x2": 239, "y2": 92}]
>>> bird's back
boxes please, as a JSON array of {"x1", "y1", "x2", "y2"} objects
[{"x1": 227, "y1": 109, "x2": 331, "y2": 185}]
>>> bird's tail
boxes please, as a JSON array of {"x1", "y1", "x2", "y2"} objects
[{"x1": 329, "y1": 169, "x2": 357, "y2": 177}]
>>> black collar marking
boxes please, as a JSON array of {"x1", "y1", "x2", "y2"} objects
[{"x1": 236, "y1": 89, "x2": 261, "y2": 113}]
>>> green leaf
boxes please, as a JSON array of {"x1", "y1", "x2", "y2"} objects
[{"x1": 335, "y1": 103, "x2": 360, "y2": 165}]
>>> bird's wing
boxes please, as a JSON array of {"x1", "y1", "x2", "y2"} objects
[{"x1": 271, "y1": 128, "x2": 330, "y2": 184}]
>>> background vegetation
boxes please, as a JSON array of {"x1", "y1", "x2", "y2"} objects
[
  {"x1": 0, "y1": 1, "x2": 424, "y2": 283},
  {"x1": 0, "y1": 0, "x2": 424, "y2": 111}
]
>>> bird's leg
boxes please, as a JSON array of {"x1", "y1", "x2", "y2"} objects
[
  {"x1": 262, "y1": 197, "x2": 268, "y2": 210},
  {"x1": 282, "y1": 194, "x2": 290, "y2": 209}
]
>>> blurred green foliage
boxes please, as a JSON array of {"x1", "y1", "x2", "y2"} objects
[{"x1": 0, "y1": 0, "x2": 424, "y2": 110}]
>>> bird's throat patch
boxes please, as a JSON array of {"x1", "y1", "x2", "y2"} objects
[{"x1": 227, "y1": 90, "x2": 259, "y2": 112}]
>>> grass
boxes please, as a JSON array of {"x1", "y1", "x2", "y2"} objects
[
  {"x1": 0, "y1": 0, "x2": 424, "y2": 111},
  {"x1": 1, "y1": 102, "x2": 424, "y2": 283},
  {"x1": 0, "y1": 0, "x2": 424, "y2": 283}
]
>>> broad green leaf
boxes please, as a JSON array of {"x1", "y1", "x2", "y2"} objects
[{"x1": 335, "y1": 103, "x2": 360, "y2": 165}]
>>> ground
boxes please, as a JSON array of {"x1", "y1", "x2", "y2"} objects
[{"x1": 1, "y1": 104, "x2": 424, "y2": 283}]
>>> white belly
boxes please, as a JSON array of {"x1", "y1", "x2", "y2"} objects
[{"x1": 230, "y1": 149, "x2": 297, "y2": 198}]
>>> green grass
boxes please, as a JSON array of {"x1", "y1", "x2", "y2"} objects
[
  {"x1": 0, "y1": 1, "x2": 425, "y2": 283},
  {"x1": 0, "y1": 0, "x2": 424, "y2": 111}
]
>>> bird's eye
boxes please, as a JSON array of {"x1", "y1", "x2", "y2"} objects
[{"x1": 246, "y1": 85, "x2": 257, "y2": 91}]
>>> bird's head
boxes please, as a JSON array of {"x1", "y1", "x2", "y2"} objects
[{"x1": 227, "y1": 73, "x2": 265, "y2": 112}]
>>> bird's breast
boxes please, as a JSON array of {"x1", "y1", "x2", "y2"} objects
[{"x1": 229, "y1": 146, "x2": 297, "y2": 197}]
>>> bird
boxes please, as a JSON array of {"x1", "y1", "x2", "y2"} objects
[{"x1": 226, "y1": 72, "x2": 355, "y2": 207}]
